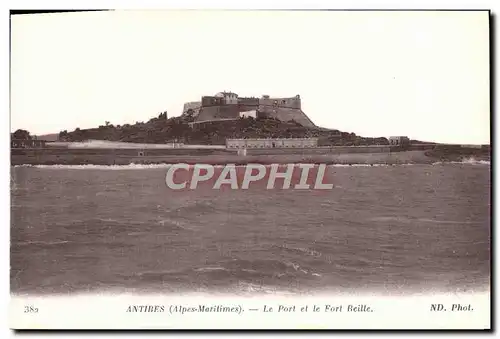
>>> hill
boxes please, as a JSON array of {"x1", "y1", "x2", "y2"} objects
[
  {"x1": 35, "y1": 133, "x2": 59, "y2": 141},
  {"x1": 57, "y1": 114, "x2": 390, "y2": 146}
]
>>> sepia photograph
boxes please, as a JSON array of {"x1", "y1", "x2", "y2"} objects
[{"x1": 8, "y1": 8, "x2": 491, "y2": 330}]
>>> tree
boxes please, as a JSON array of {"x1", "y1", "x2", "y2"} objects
[
  {"x1": 105, "y1": 121, "x2": 110, "y2": 127},
  {"x1": 12, "y1": 129, "x2": 31, "y2": 140},
  {"x1": 58, "y1": 130, "x2": 68, "y2": 141},
  {"x1": 184, "y1": 109, "x2": 195, "y2": 123}
]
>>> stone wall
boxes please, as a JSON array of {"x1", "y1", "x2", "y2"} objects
[
  {"x1": 226, "y1": 138, "x2": 319, "y2": 149},
  {"x1": 201, "y1": 96, "x2": 224, "y2": 107},
  {"x1": 185, "y1": 93, "x2": 315, "y2": 128},
  {"x1": 196, "y1": 106, "x2": 220, "y2": 121},
  {"x1": 196, "y1": 105, "x2": 241, "y2": 121},
  {"x1": 259, "y1": 95, "x2": 301, "y2": 110},
  {"x1": 238, "y1": 97, "x2": 260, "y2": 106}
]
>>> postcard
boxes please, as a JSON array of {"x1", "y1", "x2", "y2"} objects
[{"x1": 9, "y1": 9, "x2": 491, "y2": 330}]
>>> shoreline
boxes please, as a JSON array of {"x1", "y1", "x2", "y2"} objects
[{"x1": 11, "y1": 150, "x2": 490, "y2": 166}]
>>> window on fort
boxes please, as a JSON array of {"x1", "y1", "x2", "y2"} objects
[{"x1": 282, "y1": 100, "x2": 286, "y2": 104}]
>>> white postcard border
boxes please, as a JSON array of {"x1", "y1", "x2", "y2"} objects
[{"x1": 3, "y1": 0, "x2": 496, "y2": 337}]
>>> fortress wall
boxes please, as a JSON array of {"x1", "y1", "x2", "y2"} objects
[
  {"x1": 196, "y1": 105, "x2": 241, "y2": 121},
  {"x1": 185, "y1": 94, "x2": 314, "y2": 126},
  {"x1": 201, "y1": 96, "x2": 224, "y2": 107},
  {"x1": 238, "y1": 97, "x2": 259, "y2": 106},
  {"x1": 256, "y1": 105, "x2": 273, "y2": 117},
  {"x1": 196, "y1": 106, "x2": 220, "y2": 121},
  {"x1": 259, "y1": 96, "x2": 301, "y2": 110},
  {"x1": 217, "y1": 105, "x2": 241, "y2": 119}
]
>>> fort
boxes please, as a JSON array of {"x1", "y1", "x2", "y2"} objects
[{"x1": 182, "y1": 91, "x2": 316, "y2": 128}]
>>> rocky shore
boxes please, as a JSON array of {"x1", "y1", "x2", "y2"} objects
[{"x1": 425, "y1": 145, "x2": 491, "y2": 162}]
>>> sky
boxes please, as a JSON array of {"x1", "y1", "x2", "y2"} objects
[{"x1": 10, "y1": 10, "x2": 490, "y2": 144}]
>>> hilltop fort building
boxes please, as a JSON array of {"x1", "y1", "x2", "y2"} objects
[{"x1": 182, "y1": 92, "x2": 316, "y2": 128}]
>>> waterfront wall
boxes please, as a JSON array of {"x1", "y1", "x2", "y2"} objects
[
  {"x1": 11, "y1": 148, "x2": 232, "y2": 166},
  {"x1": 245, "y1": 146, "x2": 395, "y2": 155},
  {"x1": 11, "y1": 149, "x2": 435, "y2": 166},
  {"x1": 11, "y1": 145, "x2": 409, "y2": 166}
]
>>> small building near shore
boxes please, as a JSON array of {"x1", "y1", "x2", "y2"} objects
[
  {"x1": 11, "y1": 139, "x2": 47, "y2": 148},
  {"x1": 460, "y1": 144, "x2": 483, "y2": 149},
  {"x1": 388, "y1": 136, "x2": 410, "y2": 147},
  {"x1": 226, "y1": 138, "x2": 318, "y2": 149}
]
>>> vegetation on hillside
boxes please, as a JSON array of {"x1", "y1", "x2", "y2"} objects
[
  {"x1": 56, "y1": 112, "x2": 390, "y2": 146},
  {"x1": 12, "y1": 129, "x2": 32, "y2": 140}
]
